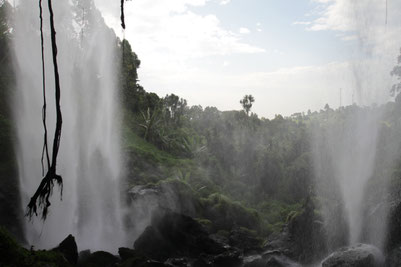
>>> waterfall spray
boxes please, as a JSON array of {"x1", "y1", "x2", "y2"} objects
[{"x1": 12, "y1": 0, "x2": 126, "y2": 251}]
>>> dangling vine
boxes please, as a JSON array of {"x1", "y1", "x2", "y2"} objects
[
  {"x1": 39, "y1": 0, "x2": 50, "y2": 177},
  {"x1": 27, "y1": 0, "x2": 63, "y2": 220},
  {"x1": 28, "y1": 0, "x2": 129, "y2": 220},
  {"x1": 120, "y1": 0, "x2": 125, "y2": 30}
]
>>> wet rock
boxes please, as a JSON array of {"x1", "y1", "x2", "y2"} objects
[
  {"x1": 119, "y1": 247, "x2": 140, "y2": 261},
  {"x1": 78, "y1": 249, "x2": 91, "y2": 266},
  {"x1": 129, "y1": 185, "x2": 161, "y2": 200},
  {"x1": 212, "y1": 250, "x2": 242, "y2": 267},
  {"x1": 243, "y1": 256, "x2": 265, "y2": 267},
  {"x1": 265, "y1": 255, "x2": 301, "y2": 267},
  {"x1": 385, "y1": 246, "x2": 401, "y2": 267},
  {"x1": 134, "y1": 209, "x2": 225, "y2": 261},
  {"x1": 192, "y1": 256, "x2": 213, "y2": 267},
  {"x1": 229, "y1": 227, "x2": 263, "y2": 253},
  {"x1": 321, "y1": 243, "x2": 384, "y2": 267},
  {"x1": 386, "y1": 201, "x2": 401, "y2": 251},
  {"x1": 263, "y1": 197, "x2": 327, "y2": 264},
  {"x1": 164, "y1": 257, "x2": 189, "y2": 266},
  {"x1": 243, "y1": 253, "x2": 301, "y2": 267},
  {"x1": 79, "y1": 251, "x2": 119, "y2": 267},
  {"x1": 52, "y1": 234, "x2": 78, "y2": 265}
]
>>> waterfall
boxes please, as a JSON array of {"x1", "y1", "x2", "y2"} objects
[
  {"x1": 12, "y1": 0, "x2": 126, "y2": 251},
  {"x1": 312, "y1": 107, "x2": 383, "y2": 248}
]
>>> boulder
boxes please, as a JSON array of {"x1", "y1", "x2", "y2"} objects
[
  {"x1": 119, "y1": 247, "x2": 142, "y2": 261},
  {"x1": 78, "y1": 249, "x2": 91, "y2": 266},
  {"x1": 265, "y1": 255, "x2": 301, "y2": 267},
  {"x1": 212, "y1": 250, "x2": 243, "y2": 267},
  {"x1": 321, "y1": 244, "x2": 384, "y2": 267},
  {"x1": 78, "y1": 251, "x2": 119, "y2": 267},
  {"x1": 243, "y1": 253, "x2": 301, "y2": 267},
  {"x1": 385, "y1": 246, "x2": 401, "y2": 267},
  {"x1": 263, "y1": 197, "x2": 327, "y2": 264},
  {"x1": 386, "y1": 201, "x2": 401, "y2": 251},
  {"x1": 164, "y1": 257, "x2": 189, "y2": 266},
  {"x1": 52, "y1": 234, "x2": 78, "y2": 265},
  {"x1": 134, "y1": 209, "x2": 225, "y2": 261},
  {"x1": 229, "y1": 227, "x2": 263, "y2": 253}
]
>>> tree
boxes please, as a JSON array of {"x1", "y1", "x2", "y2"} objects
[
  {"x1": 391, "y1": 47, "x2": 401, "y2": 97},
  {"x1": 240, "y1": 94, "x2": 255, "y2": 116},
  {"x1": 163, "y1": 94, "x2": 187, "y2": 126}
]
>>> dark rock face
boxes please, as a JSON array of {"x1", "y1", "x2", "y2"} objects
[
  {"x1": 229, "y1": 227, "x2": 263, "y2": 254},
  {"x1": 119, "y1": 247, "x2": 144, "y2": 261},
  {"x1": 134, "y1": 209, "x2": 225, "y2": 261},
  {"x1": 386, "y1": 201, "x2": 401, "y2": 251},
  {"x1": 243, "y1": 253, "x2": 301, "y2": 267},
  {"x1": 212, "y1": 250, "x2": 243, "y2": 267},
  {"x1": 385, "y1": 246, "x2": 401, "y2": 267},
  {"x1": 321, "y1": 244, "x2": 384, "y2": 267},
  {"x1": 78, "y1": 251, "x2": 119, "y2": 267},
  {"x1": 263, "y1": 198, "x2": 326, "y2": 264},
  {"x1": 52, "y1": 234, "x2": 78, "y2": 265}
]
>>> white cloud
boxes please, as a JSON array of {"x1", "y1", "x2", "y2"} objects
[
  {"x1": 239, "y1": 27, "x2": 250, "y2": 34},
  {"x1": 306, "y1": 0, "x2": 401, "y2": 54},
  {"x1": 95, "y1": 0, "x2": 264, "y2": 68},
  {"x1": 293, "y1": 21, "x2": 311, "y2": 25},
  {"x1": 219, "y1": 0, "x2": 231, "y2": 5}
]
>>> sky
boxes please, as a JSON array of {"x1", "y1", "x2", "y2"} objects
[{"x1": 94, "y1": 0, "x2": 401, "y2": 118}]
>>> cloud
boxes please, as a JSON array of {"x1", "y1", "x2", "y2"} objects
[
  {"x1": 296, "y1": 0, "x2": 401, "y2": 60},
  {"x1": 293, "y1": 21, "x2": 311, "y2": 25},
  {"x1": 219, "y1": 0, "x2": 231, "y2": 5},
  {"x1": 239, "y1": 27, "x2": 250, "y2": 34},
  {"x1": 95, "y1": 0, "x2": 264, "y2": 68}
]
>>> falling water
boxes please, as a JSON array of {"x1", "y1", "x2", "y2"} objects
[
  {"x1": 312, "y1": 107, "x2": 382, "y2": 247},
  {"x1": 312, "y1": 0, "x2": 401, "y2": 253},
  {"x1": 12, "y1": 0, "x2": 126, "y2": 251}
]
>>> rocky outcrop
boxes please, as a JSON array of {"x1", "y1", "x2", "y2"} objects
[
  {"x1": 386, "y1": 246, "x2": 401, "y2": 267},
  {"x1": 243, "y1": 253, "x2": 301, "y2": 267},
  {"x1": 263, "y1": 197, "x2": 326, "y2": 264},
  {"x1": 386, "y1": 201, "x2": 401, "y2": 251},
  {"x1": 78, "y1": 251, "x2": 119, "y2": 267},
  {"x1": 134, "y1": 209, "x2": 226, "y2": 261},
  {"x1": 52, "y1": 234, "x2": 78, "y2": 265},
  {"x1": 229, "y1": 227, "x2": 263, "y2": 254},
  {"x1": 321, "y1": 244, "x2": 384, "y2": 267}
]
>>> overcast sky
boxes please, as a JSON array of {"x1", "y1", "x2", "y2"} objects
[{"x1": 94, "y1": 0, "x2": 401, "y2": 118}]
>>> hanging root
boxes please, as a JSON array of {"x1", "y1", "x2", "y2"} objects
[
  {"x1": 39, "y1": 0, "x2": 50, "y2": 177},
  {"x1": 26, "y1": 170, "x2": 63, "y2": 220},
  {"x1": 27, "y1": 0, "x2": 63, "y2": 220},
  {"x1": 120, "y1": 0, "x2": 125, "y2": 29}
]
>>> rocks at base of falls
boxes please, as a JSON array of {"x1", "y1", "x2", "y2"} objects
[
  {"x1": 52, "y1": 234, "x2": 78, "y2": 265},
  {"x1": 262, "y1": 197, "x2": 327, "y2": 264},
  {"x1": 321, "y1": 243, "x2": 384, "y2": 267},
  {"x1": 243, "y1": 253, "x2": 301, "y2": 267},
  {"x1": 78, "y1": 250, "x2": 119, "y2": 267},
  {"x1": 385, "y1": 200, "x2": 401, "y2": 251},
  {"x1": 384, "y1": 200, "x2": 401, "y2": 267},
  {"x1": 133, "y1": 209, "x2": 239, "y2": 265},
  {"x1": 386, "y1": 246, "x2": 401, "y2": 267}
]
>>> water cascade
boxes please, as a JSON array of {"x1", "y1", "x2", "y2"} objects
[
  {"x1": 12, "y1": 0, "x2": 126, "y2": 251},
  {"x1": 312, "y1": 1, "x2": 401, "y2": 256}
]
